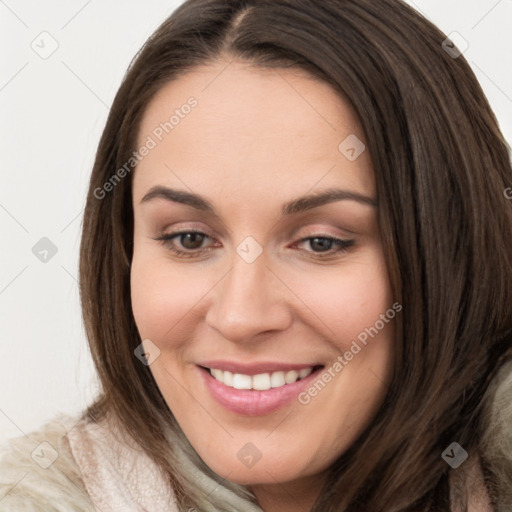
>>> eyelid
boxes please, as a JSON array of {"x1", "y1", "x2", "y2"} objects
[
  {"x1": 157, "y1": 222, "x2": 353, "y2": 245},
  {"x1": 153, "y1": 226, "x2": 356, "y2": 261},
  {"x1": 158, "y1": 220, "x2": 356, "y2": 240}
]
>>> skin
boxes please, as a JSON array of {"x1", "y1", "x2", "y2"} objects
[{"x1": 130, "y1": 59, "x2": 395, "y2": 512}]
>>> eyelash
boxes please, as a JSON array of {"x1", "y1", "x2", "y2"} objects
[{"x1": 153, "y1": 230, "x2": 355, "y2": 260}]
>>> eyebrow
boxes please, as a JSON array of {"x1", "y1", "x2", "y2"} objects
[{"x1": 140, "y1": 185, "x2": 377, "y2": 217}]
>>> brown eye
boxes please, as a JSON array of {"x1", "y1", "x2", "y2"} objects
[
  {"x1": 179, "y1": 232, "x2": 206, "y2": 250},
  {"x1": 153, "y1": 230, "x2": 215, "y2": 258}
]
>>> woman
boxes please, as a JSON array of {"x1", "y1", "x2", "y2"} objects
[{"x1": 1, "y1": 0, "x2": 511, "y2": 510}]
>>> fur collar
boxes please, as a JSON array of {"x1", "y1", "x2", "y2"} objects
[{"x1": 0, "y1": 414, "x2": 95, "y2": 511}]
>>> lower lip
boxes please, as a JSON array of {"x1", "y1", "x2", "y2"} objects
[{"x1": 198, "y1": 366, "x2": 323, "y2": 416}]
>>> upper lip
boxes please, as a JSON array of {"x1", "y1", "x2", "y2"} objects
[{"x1": 197, "y1": 360, "x2": 324, "y2": 376}]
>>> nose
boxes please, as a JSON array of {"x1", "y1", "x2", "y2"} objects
[{"x1": 205, "y1": 251, "x2": 292, "y2": 343}]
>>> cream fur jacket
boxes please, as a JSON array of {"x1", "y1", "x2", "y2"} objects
[{"x1": 1, "y1": 360, "x2": 512, "y2": 512}]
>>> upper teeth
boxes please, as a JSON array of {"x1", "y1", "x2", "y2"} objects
[{"x1": 209, "y1": 367, "x2": 313, "y2": 390}]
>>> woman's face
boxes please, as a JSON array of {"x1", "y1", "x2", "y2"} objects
[{"x1": 131, "y1": 59, "x2": 395, "y2": 488}]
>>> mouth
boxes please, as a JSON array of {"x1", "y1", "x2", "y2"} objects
[
  {"x1": 196, "y1": 361, "x2": 325, "y2": 416},
  {"x1": 203, "y1": 365, "x2": 320, "y2": 390}
]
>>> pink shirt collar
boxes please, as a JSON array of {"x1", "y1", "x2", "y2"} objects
[{"x1": 67, "y1": 413, "x2": 179, "y2": 512}]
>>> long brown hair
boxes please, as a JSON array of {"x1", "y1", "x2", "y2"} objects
[{"x1": 79, "y1": 0, "x2": 512, "y2": 510}]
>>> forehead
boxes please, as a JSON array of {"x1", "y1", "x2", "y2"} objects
[{"x1": 132, "y1": 60, "x2": 375, "y2": 204}]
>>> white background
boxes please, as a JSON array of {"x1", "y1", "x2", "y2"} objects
[{"x1": 1, "y1": 0, "x2": 511, "y2": 444}]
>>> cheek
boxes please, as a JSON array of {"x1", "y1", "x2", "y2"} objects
[
  {"x1": 131, "y1": 257, "x2": 173, "y2": 340},
  {"x1": 281, "y1": 245, "x2": 394, "y2": 352},
  {"x1": 130, "y1": 250, "x2": 207, "y2": 343},
  {"x1": 330, "y1": 266, "x2": 393, "y2": 348}
]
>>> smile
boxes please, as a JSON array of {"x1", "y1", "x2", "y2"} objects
[{"x1": 197, "y1": 362, "x2": 324, "y2": 416}]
